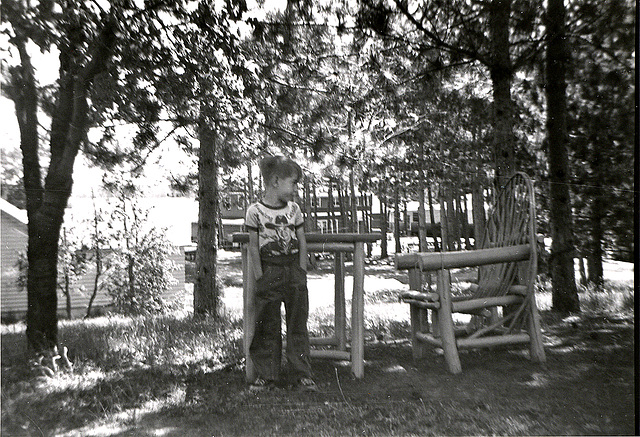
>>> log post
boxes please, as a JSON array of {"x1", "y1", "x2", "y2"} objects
[
  {"x1": 408, "y1": 267, "x2": 426, "y2": 359},
  {"x1": 436, "y1": 269, "x2": 462, "y2": 374},
  {"x1": 334, "y1": 252, "x2": 346, "y2": 350},
  {"x1": 242, "y1": 244, "x2": 257, "y2": 382},
  {"x1": 351, "y1": 241, "x2": 365, "y2": 378},
  {"x1": 527, "y1": 294, "x2": 547, "y2": 363}
]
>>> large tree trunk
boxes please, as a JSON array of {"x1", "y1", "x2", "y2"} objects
[
  {"x1": 11, "y1": 20, "x2": 116, "y2": 353},
  {"x1": 194, "y1": 123, "x2": 221, "y2": 316},
  {"x1": 489, "y1": 0, "x2": 515, "y2": 181},
  {"x1": 27, "y1": 213, "x2": 62, "y2": 352},
  {"x1": 546, "y1": 0, "x2": 580, "y2": 313}
]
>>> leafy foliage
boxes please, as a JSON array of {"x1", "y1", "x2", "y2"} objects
[
  {"x1": 102, "y1": 179, "x2": 178, "y2": 316},
  {"x1": 565, "y1": 0, "x2": 635, "y2": 265}
]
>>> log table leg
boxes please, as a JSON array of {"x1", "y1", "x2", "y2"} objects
[
  {"x1": 351, "y1": 241, "x2": 365, "y2": 378},
  {"x1": 334, "y1": 252, "x2": 346, "y2": 351},
  {"x1": 242, "y1": 245, "x2": 257, "y2": 382},
  {"x1": 436, "y1": 269, "x2": 462, "y2": 374}
]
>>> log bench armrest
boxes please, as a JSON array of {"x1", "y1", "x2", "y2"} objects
[{"x1": 395, "y1": 244, "x2": 532, "y2": 271}]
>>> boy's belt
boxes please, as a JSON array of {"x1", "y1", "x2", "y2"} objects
[{"x1": 261, "y1": 254, "x2": 299, "y2": 266}]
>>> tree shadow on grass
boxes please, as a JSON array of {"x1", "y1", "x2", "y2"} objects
[
  {"x1": 100, "y1": 313, "x2": 635, "y2": 436},
  {"x1": 1, "y1": 310, "x2": 634, "y2": 436}
]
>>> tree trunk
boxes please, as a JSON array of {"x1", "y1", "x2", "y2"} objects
[
  {"x1": 471, "y1": 179, "x2": 486, "y2": 249},
  {"x1": 338, "y1": 186, "x2": 348, "y2": 232},
  {"x1": 362, "y1": 192, "x2": 372, "y2": 256},
  {"x1": 439, "y1": 186, "x2": 450, "y2": 251},
  {"x1": 64, "y1": 279, "x2": 72, "y2": 320},
  {"x1": 546, "y1": 0, "x2": 580, "y2": 313},
  {"x1": 445, "y1": 186, "x2": 458, "y2": 251},
  {"x1": 194, "y1": 123, "x2": 220, "y2": 316},
  {"x1": 586, "y1": 148, "x2": 604, "y2": 286},
  {"x1": 578, "y1": 255, "x2": 588, "y2": 287},
  {"x1": 61, "y1": 228, "x2": 72, "y2": 319},
  {"x1": 427, "y1": 183, "x2": 440, "y2": 252},
  {"x1": 328, "y1": 179, "x2": 336, "y2": 232},
  {"x1": 459, "y1": 193, "x2": 472, "y2": 250},
  {"x1": 393, "y1": 184, "x2": 401, "y2": 253},
  {"x1": 246, "y1": 160, "x2": 254, "y2": 205},
  {"x1": 122, "y1": 193, "x2": 136, "y2": 302},
  {"x1": 312, "y1": 179, "x2": 319, "y2": 232},
  {"x1": 587, "y1": 196, "x2": 604, "y2": 286},
  {"x1": 12, "y1": 19, "x2": 116, "y2": 353},
  {"x1": 349, "y1": 170, "x2": 358, "y2": 233},
  {"x1": 86, "y1": 251, "x2": 101, "y2": 318},
  {"x1": 489, "y1": 0, "x2": 515, "y2": 181},
  {"x1": 417, "y1": 144, "x2": 428, "y2": 252},
  {"x1": 12, "y1": 37, "x2": 58, "y2": 352},
  {"x1": 86, "y1": 191, "x2": 102, "y2": 318},
  {"x1": 379, "y1": 190, "x2": 388, "y2": 258},
  {"x1": 303, "y1": 175, "x2": 313, "y2": 232},
  {"x1": 26, "y1": 213, "x2": 62, "y2": 351}
]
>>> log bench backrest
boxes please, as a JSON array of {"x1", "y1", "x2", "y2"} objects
[{"x1": 475, "y1": 172, "x2": 537, "y2": 299}]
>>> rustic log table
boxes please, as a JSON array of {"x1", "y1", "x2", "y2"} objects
[{"x1": 232, "y1": 232, "x2": 381, "y2": 381}]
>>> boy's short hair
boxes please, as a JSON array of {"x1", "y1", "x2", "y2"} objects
[{"x1": 259, "y1": 156, "x2": 303, "y2": 185}]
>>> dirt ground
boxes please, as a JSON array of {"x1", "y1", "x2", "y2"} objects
[
  {"x1": 98, "y1": 311, "x2": 635, "y2": 436},
  {"x1": 121, "y1": 252, "x2": 636, "y2": 436}
]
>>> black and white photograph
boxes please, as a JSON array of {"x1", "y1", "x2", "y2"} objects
[{"x1": 1, "y1": 0, "x2": 635, "y2": 435}]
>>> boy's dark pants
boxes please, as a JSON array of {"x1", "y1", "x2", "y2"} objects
[{"x1": 250, "y1": 261, "x2": 312, "y2": 382}]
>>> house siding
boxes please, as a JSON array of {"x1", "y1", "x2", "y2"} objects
[
  {"x1": 1, "y1": 232, "x2": 187, "y2": 320},
  {"x1": 2, "y1": 197, "x2": 190, "y2": 320},
  {"x1": 1, "y1": 211, "x2": 29, "y2": 319}
]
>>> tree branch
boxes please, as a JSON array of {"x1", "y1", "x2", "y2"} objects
[{"x1": 392, "y1": 0, "x2": 491, "y2": 66}]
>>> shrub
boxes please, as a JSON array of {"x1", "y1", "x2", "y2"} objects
[
  {"x1": 103, "y1": 227, "x2": 178, "y2": 316},
  {"x1": 101, "y1": 181, "x2": 179, "y2": 316}
]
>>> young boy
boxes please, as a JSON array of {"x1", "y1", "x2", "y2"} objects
[{"x1": 244, "y1": 156, "x2": 316, "y2": 391}]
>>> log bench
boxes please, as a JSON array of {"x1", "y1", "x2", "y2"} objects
[{"x1": 395, "y1": 173, "x2": 546, "y2": 374}]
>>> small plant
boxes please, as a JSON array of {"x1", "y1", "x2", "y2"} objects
[
  {"x1": 620, "y1": 288, "x2": 634, "y2": 313},
  {"x1": 102, "y1": 178, "x2": 178, "y2": 316},
  {"x1": 578, "y1": 281, "x2": 634, "y2": 315},
  {"x1": 58, "y1": 226, "x2": 88, "y2": 319}
]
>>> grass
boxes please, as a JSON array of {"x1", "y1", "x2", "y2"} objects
[
  {"x1": 1, "y1": 254, "x2": 635, "y2": 436},
  {"x1": 1, "y1": 313, "x2": 245, "y2": 435}
]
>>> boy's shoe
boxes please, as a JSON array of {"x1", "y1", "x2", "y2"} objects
[
  {"x1": 297, "y1": 377, "x2": 318, "y2": 392},
  {"x1": 249, "y1": 378, "x2": 275, "y2": 392}
]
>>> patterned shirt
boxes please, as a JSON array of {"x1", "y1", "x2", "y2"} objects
[{"x1": 245, "y1": 201, "x2": 304, "y2": 260}]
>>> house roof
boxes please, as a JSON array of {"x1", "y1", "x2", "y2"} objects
[{"x1": 0, "y1": 198, "x2": 27, "y2": 224}]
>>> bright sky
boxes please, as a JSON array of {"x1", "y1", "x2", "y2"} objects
[{"x1": 0, "y1": 0, "x2": 290, "y2": 203}]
